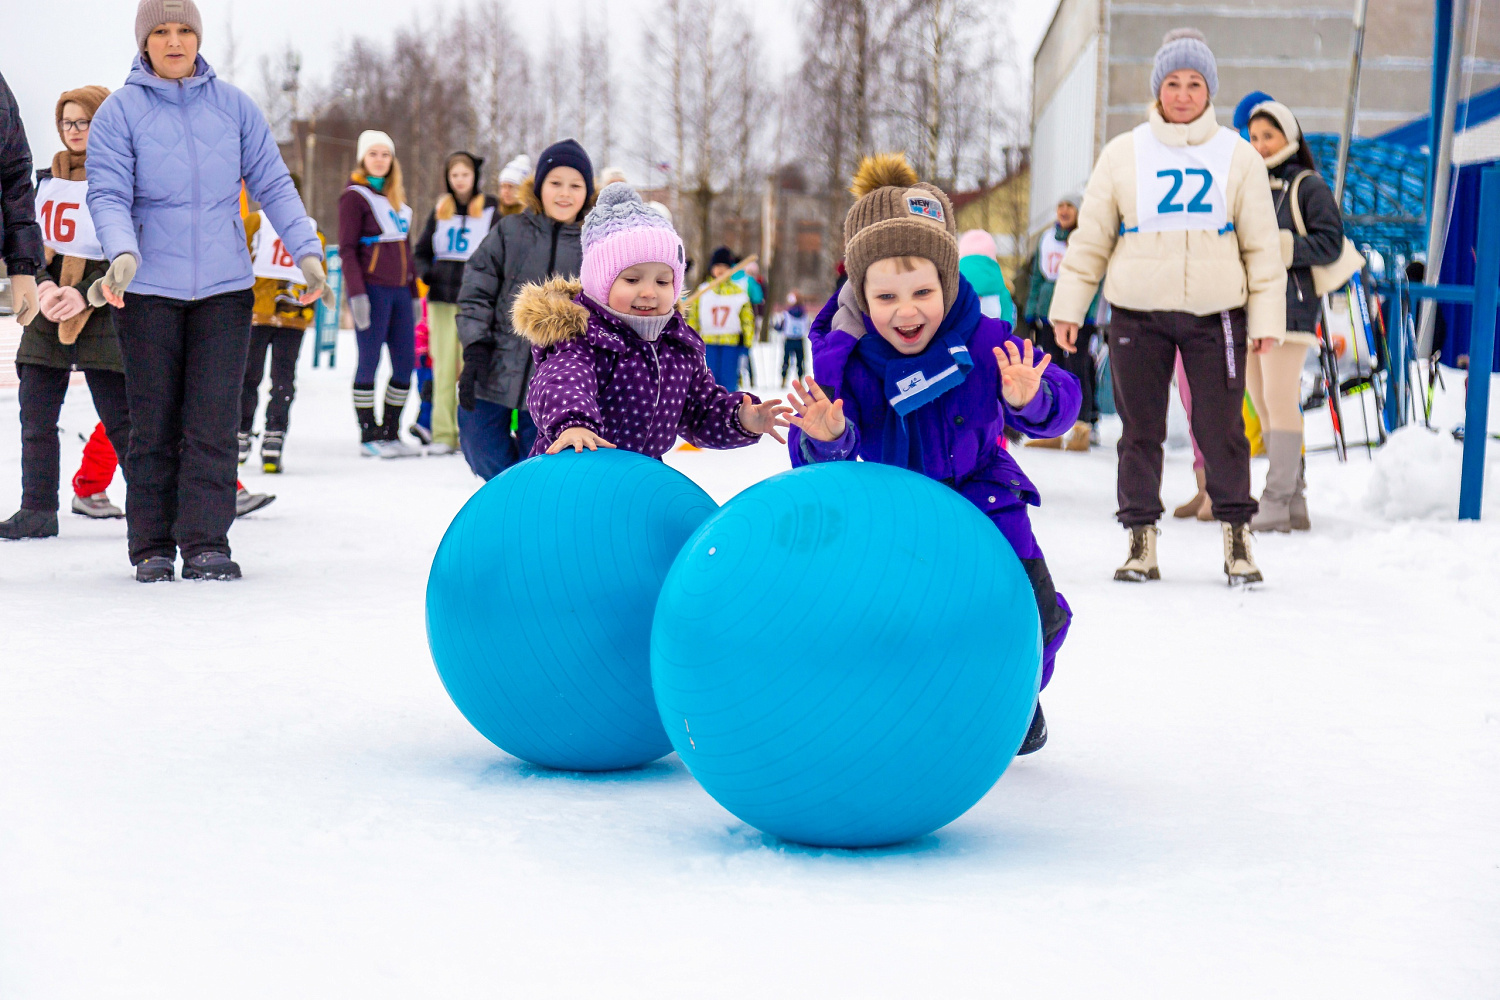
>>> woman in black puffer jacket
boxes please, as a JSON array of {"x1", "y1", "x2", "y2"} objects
[{"x1": 1246, "y1": 99, "x2": 1344, "y2": 533}]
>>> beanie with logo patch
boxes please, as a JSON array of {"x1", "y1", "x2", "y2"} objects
[{"x1": 842, "y1": 153, "x2": 960, "y2": 314}]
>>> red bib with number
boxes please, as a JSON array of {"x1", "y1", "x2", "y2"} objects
[{"x1": 35, "y1": 177, "x2": 105, "y2": 260}]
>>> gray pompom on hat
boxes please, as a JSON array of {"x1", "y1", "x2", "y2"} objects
[
  {"x1": 1151, "y1": 27, "x2": 1218, "y2": 99},
  {"x1": 135, "y1": 0, "x2": 203, "y2": 52}
]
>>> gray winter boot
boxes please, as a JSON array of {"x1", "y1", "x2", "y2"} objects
[
  {"x1": 1250, "y1": 430, "x2": 1303, "y2": 533},
  {"x1": 1222, "y1": 522, "x2": 1263, "y2": 585},
  {"x1": 1114, "y1": 525, "x2": 1160, "y2": 582},
  {"x1": 1288, "y1": 454, "x2": 1311, "y2": 531}
]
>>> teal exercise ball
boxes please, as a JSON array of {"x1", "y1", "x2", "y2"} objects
[
  {"x1": 427, "y1": 450, "x2": 717, "y2": 771},
  {"x1": 651, "y1": 462, "x2": 1041, "y2": 847}
]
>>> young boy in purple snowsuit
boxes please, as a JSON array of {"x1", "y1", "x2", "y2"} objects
[
  {"x1": 786, "y1": 155, "x2": 1080, "y2": 754},
  {"x1": 515, "y1": 183, "x2": 789, "y2": 457}
]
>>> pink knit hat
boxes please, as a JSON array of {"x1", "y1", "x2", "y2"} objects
[
  {"x1": 580, "y1": 184, "x2": 686, "y2": 305},
  {"x1": 957, "y1": 229, "x2": 998, "y2": 259}
]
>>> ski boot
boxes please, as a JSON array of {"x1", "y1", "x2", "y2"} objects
[
  {"x1": 409, "y1": 422, "x2": 434, "y2": 447},
  {"x1": 72, "y1": 492, "x2": 124, "y2": 518},
  {"x1": 0, "y1": 509, "x2": 59, "y2": 539},
  {"x1": 1222, "y1": 522, "x2": 1263, "y2": 585},
  {"x1": 182, "y1": 551, "x2": 241, "y2": 581},
  {"x1": 236, "y1": 486, "x2": 276, "y2": 517},
  {"x1": 237, "y1": 431, "x2": 253, "y2": 465},
  {"x1": 261, "y1": 431, "x2": 284, "y2": 474},
  {"x1": 1114, "y1": 525, "x2": 1160, "y2": 582}
]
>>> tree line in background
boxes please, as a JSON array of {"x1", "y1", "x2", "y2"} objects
[{"x1": 253, "y1": 0, "x2": 1026, "y2": 290}]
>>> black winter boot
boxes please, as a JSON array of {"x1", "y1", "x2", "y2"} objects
[
  {"x1": 135, "y1": 556, "x2": 175, "y2": 583},
  {"x1": 182, "y1": 551, "x2": 242, "y2": 581},
  {"x1": 1017, "y1": 702, "x2": 1048, "y2": 755},
  {"x1": 0, "y1": 509, "x2": 59, "y2": 539}
]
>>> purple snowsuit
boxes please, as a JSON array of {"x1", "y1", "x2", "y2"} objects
[
  {"x1": 519, "y1": 278, "x2": 761, "y2": 457},
  {"x1": 789, "y1": 283, "x2": 1080, "y2": 687}
]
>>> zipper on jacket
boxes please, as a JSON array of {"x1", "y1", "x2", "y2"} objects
[
  {"x1": 648, "y1": 342, "x2": 662, "y2": 407},
  {"x1": 547, "y1": 222, "x2": 561, "y2": 274},
  {"x1": 178, "y1": 80, "x2": 201, "y2": 300}
]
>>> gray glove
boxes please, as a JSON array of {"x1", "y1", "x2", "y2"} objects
[
  {"x1": 86, "y1": 254, "x2": 138, "y2": 307},
  {"x1": 298, "y1": 255, "x2": 332, "y2": 306},
  {"x1": 349, "y1": 293, "x2": 371, "y2": 330},
  {"x1": 413, "y1": 297, "x2": 423, "y2": 319}
]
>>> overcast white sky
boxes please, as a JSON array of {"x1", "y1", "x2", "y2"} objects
[{"x1": 5, "y1": 0, "x2": 1060, "y2": 172}]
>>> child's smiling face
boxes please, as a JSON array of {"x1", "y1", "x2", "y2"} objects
[
  {"x1": 866, "y1": 257, "x2": 945, "y2": 355},
  {"x1": 608, "y1": 263, "x2": 677, "y2": 316}
]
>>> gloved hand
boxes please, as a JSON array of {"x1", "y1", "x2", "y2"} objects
[
  {"x1": 458, "y1": 341, "x2": 494, "y2": 412},
  {"x1": 297, "y1": 256, "x2": 329, "y2": 306},
  {"x1": 348, "y1": 293, "x2": 371, "y2": 330},
  {"x1": 10, "y1": 273, "x2": 39, "y2": 325},
  {"x1": 86, "y1": 254, "x2": 137, "y2": 308}
]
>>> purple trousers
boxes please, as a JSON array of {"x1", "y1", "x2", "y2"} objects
[{"x1": 990, "y1": 504, "x2": 1070, "y2": 691}]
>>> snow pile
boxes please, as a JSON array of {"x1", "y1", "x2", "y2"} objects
[{"x1": 1363, "y1": 425, "x2": 1498, "y2": 520}]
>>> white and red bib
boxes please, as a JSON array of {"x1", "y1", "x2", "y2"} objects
[{"x1": 35, "y1": 177, "x2": 105, "y2": 260}]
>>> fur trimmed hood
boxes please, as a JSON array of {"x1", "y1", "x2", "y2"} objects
[{"x1": 513, "y1": 276, "x2": 590, "y2": 347}]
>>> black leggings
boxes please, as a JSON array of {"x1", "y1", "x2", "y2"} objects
[
  {"x1": 241, "y1": 325, "x2": 306, "y2": 433},
  {"x1": 16, "y1": 363, "x2": 131, "y2": 512}
]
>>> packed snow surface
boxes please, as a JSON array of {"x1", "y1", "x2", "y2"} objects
[{"x1": 2, "y1": 324, "x2": 1497, "y2": 997}]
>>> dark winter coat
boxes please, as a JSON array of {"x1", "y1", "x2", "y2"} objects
[
  {"x1": 338, "y1": 173, "x2": 417, "y2": 298},
  {"x1": 413, "y1": 153, "x2": 498, "y2": 304},
  {"x1": 17, "y1": 248, "x2": 123, "y2": 372},
  {"x1": 793, "y1": 279, "x2": 1081, "y2": 513},
  {"x1": 455, "y1": 183, "x2": 597, "y2": 409},
  {"x1": 516, "y1": 276, "x2": 760, "y2": 457},
  {"x1": 1269, "y1": 159, "x2": 1345, "y2": 332},
  {"x1": 0, "y1": 71, "x2": 44, "y2": 276}
]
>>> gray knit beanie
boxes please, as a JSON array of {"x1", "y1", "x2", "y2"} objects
[
  {"x1": 136, "y1": 0, "x2": 203, "y2": 53},
  {"x1": 1151, "y1": 28, "x2": 1218, "y2": 99}
]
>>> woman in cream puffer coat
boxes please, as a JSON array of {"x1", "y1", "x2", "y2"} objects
[{"x1": 1049, "y1": 27, "x2": 1285, "y2": 586}]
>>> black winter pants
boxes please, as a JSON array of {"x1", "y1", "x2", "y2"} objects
[
  {"x1": 113, "y1": 289, "x2": 254, "y2": 563},
  {"x1": 16, "y1": 363, "x2": 131, "y2": 512},
  {"x1": 241, "y1": 325, "x2": 306, "y2": 434},
  {"x1": 1033, "y1": 319, "x2": 1098, "y2": 425},
  {"x1": 1110, "y1": 307, "x2": 1257, "y2": 526}
]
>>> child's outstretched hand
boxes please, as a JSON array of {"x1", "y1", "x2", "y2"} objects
[
  {"x1": 547, "y1": 426, "x2": 617, "y2": 454},
  {"x1": 785, "y1": 377, "x2": 847, "y2": 442},
  {"x1": 994, "y1": 340, "x2": 1052, "y2": 409},
  {"x1": 738, "y1": 395, "x2": 794, "y2": 444}
]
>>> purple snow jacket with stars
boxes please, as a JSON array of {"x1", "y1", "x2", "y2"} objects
[{"x1": 515, "y1": 276, "x2": 762, "y2": 458}]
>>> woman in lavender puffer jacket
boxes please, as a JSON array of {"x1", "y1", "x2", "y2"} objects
[{"x1": 85, "y1": 0, "x2": 326, "y2": 583}]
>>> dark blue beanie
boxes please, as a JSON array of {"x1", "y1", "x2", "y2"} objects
[
  {"x1": 709, "y1": 246, "x2": 736, "y2": 269},
  {"x1": 534, "y1": 138, "x2": 595, "y2": 206}
]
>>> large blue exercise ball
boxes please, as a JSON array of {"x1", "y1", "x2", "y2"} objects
[
  {"x1": 651, "y1": 462, "x2": 1041, "y2": 847},
  {"x1": 427, "y1": 449, "x2": 717, "y2": 771}
]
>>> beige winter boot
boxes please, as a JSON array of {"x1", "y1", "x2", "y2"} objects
[
  {"x1": 1288, "y1": 454, "x2": 1311, "y2": 531},
  {"x1": 1114, "y1": 525, "x2": 1160, "y2": 582},
  {"x1": 1063, "y1": 420, "x2": 1092, "y2": 452},
  {"x1": 1221, "y1": 522, "x2": 1263, "y2": 585},
  {"x1": 1025, "y1": 435, "x2": 1063, "y2": 449},
  {"x1": 1173, "y1": 467, "x2": 1209, "y2": 519}
]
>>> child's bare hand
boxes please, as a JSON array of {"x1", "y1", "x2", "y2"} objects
[
  {"x1": 785, "y1": 377, "x2": 847, "y2": 442},
  {"x1": 546, "y1": 426, "x2": 616, "y2": 454},
  {"x1": 994, "y1": 340, "x2": 1051, "y2": 409},
  {"x1": 738, "y1": 395, "x2": 794, "y2": 444}
]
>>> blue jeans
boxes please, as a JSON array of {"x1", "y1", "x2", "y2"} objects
[
  {"x1": 354, "y1": 285, "x2": 416, "y2": 387},
  {"x1": 457, "y1": 401, "x2": 538, "y2": 480}
]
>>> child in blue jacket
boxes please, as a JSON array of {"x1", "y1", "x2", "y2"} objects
[{"x1": 786, "y1": 155, "x2": 1080, "y2": 754}]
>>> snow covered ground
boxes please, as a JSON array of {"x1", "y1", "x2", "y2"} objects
[{"x1": 2, "y1": 323, "x2": 1498, "y2": 998}]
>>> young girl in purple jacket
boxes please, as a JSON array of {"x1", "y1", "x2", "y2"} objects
[
  {"x1": 512, "y1": 184, "x2": 789, "y2": 456},
  {"x1": 785, "y1": 155, "x2": 1081, "y2": 754}
]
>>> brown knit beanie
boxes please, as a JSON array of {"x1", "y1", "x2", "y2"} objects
[
  {"x1": 136, "y1": 0, "x2": 203, "y2": 53},
  {"x1": 843, "y1": 153, "x2": 960, "y2": 314}
]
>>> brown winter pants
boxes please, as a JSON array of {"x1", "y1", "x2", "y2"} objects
[{"x1": 1110, "y1": 307, "x2": 1258, "y2": 526}]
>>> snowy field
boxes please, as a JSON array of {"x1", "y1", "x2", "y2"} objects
[{"x1": 2, "y1": 321, "x2": 1498, "y2": 998}]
